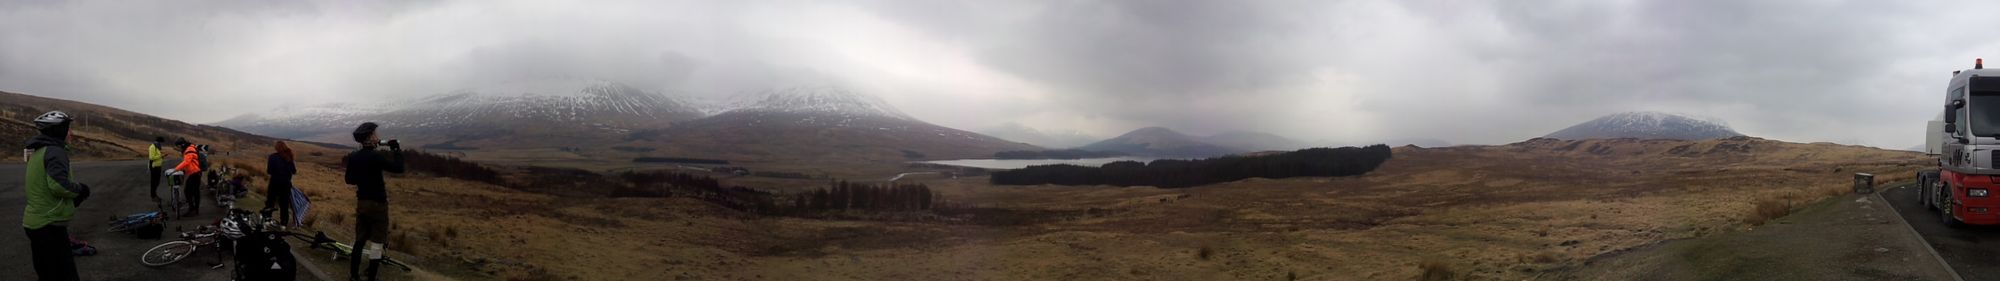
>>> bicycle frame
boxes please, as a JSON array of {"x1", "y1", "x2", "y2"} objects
[{"x1": 278, "y1": 231, "x2": 413, "y2": 272}]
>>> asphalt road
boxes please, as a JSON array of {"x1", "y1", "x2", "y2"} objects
[
  {"x1": 1885, "y1": 183, "x2": 2000, "y2": 281},
  {"x1": 0, "y1": 160, "x2": 305, "y2": 281}
]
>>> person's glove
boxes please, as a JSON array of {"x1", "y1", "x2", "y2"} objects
[
  {"x1": 386, "y1": 139, "x2": 401, "y2": 151},
  {"x1": 73, "y1": 183, "x2": 90, "y2": 207}
]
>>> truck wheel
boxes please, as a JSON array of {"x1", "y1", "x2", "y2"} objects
[
  {"x1": 1920, "y1": 176, "x2": 1933, "y2": 208},
  {"x1": 1943, "y1": 199, "x2": 1964, "y2": 227},
  {"x1": 1928, "y1": 178, "x2": 1941, "y2": 209}
]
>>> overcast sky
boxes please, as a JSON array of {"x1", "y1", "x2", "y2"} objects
[{"x1": 3, "y1": 0, "x2": 1996, "y2": 148}]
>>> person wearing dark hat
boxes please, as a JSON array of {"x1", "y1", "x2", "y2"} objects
[
  {"x1": 149, "y1": 136, "x2": 164, "y2": 202},
  {"x1": 23, "y1": 111, "x2": 89, "y2": 281},
  {"x1": 342, "y1": 122, "x2": 403, "y2": 281}
]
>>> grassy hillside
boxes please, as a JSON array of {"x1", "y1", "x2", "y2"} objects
[
  {"x1": 271, "y1": 135, "x2": 1928, "y2": 280},
  {"x1": 0, "y1": 91, "x2": 323, "y2": 162}
]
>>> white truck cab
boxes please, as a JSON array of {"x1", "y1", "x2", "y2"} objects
[{"x1": 1940, "y1": 59, "x2": 2000, "y2": 174}]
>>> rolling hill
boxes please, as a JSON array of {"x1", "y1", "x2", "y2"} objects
[
  {"x1": 0, "y1": 90, "x2": 325, "y2": 161},
  {"x1": 1545, "y1": 111, "x2": 1745, "y2": 140},
  {"x1": 1077, "y1": 127, "x2": 1245, "y2": 158},
  {"x1": 621, "y1": 86, "x2": 1039, "y2": 169},
  {"x1": 977, "y1": 122, "x2": 1102, "y2": 149}
]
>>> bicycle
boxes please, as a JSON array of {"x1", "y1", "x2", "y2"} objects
[
  {"x1": 142, "y1": 207, "x2": 261, "y2": 267},
  {"x1": 278, "y1": 231, "x2": 415, "y2": 272},
  {"x1": 106, "y1": 210, "x2": 162, "y2": 233},
  {"x1": 162, "y1": 170, "x2": 188, "y2": 220},
  {"x1": 138, "y1": 224, "x2": 223, "y2": 267},
  {"x1": 237, "y1": 209, "x2": 415, "y2": 273}
]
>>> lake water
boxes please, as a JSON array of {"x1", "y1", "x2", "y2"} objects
[{"x1": 919, "y1": 157, "x2": 1158, "y2": 169}]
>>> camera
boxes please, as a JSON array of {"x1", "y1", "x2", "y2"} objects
[{"x1": 377, "y1": 139, "x2": 400, "y2": 149}]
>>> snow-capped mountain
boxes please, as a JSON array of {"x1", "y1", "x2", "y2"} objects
[
  {"x1": 214, "y1": 102, "x2": 389, "y2": 140},
  {"x1": 729, "y1": 86, "x2": 912, "y2": 121},
  {"x1": 378, "y1": 79, "x2": 701, "y2": 131},
  {"x1": 626, "y1": 86, "x2": 1039, "y2": 162},
  {"x1": 1544, "y1": 111, "x2": 1745, "y2": 140},
  {"x1": 216, "y1": 78, "x2": 704, "y2": 145}
]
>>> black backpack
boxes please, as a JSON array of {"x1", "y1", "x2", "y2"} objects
[{"x1": 233, "y1": 231, "x2": 296, "y2": 281}]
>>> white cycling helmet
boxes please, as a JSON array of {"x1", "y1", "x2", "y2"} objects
[
  {"x1": 219, "y1": 217, "x2": 245, "y2": 239},
  {"x1": 33, "y1": 111, "x2": 71, "y2": 131}
]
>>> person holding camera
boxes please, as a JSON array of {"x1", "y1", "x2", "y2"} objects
[
  {"x1": 23, "y1": 111, "x2": 90, "y2": 281},
  {"x1": 342, "y1": 122, "x2": 403, "y2": 281}
]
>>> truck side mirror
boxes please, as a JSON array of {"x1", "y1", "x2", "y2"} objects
[
  {"x1": 1947, "y1": 101, "x2": 1964, "y2": 124},
  {"x1": 1948, "y1": 124, "x2": 1958, "y2": 133}
]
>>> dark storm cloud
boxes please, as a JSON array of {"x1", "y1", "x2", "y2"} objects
[{"x1": 1, "y1": 0, "x2": 1993, "y2": 148}]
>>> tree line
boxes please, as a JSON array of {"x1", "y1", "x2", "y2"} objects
[
  {"x1": 616, "y1": 170, "x2": 776, "y2": 213},
  {"x1": 793, "y1": 181, "x2": 936, "y2": 212},
  {"x1": 989, "y1": 145, "x2": 1394, "y2": 188},
  {"x1": 402, "y1": 150, "x2": 506, "y2": 186}
]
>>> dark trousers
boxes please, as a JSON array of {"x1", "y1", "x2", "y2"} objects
[
  {"x1": 350, "y1": 200, "x2": 389, "y2": 281},
  {"x1": 25, "y1": 225, "x2": 78, "y2": 281},
  {"x1": 184, "y1": 173, "x2": 203, "y2": 213},
  {"x1": 264, "y1": 186, "x2": 294, "y2": 226},
  {"x1": 149, "y1": 166, "x2": 162, "y2": 199}
]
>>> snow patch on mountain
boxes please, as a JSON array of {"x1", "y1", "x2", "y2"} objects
[
  {"x1": 715, "y1": 86, "x2": 915, "y2": 126},
  {"x1": 397, "y1": 79, "x2": 700, "y2": 127},
  {"x1": 217, "y1": 79, "x2": 704, "y2": 140},
  {"x1": 1544, "y1": 111, "x2": 1745, "y2": 140}
]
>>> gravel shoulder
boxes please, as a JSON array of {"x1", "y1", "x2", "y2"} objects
[{"x1": 1551, "y1": 185, "x2": 1957, "y2": 281}]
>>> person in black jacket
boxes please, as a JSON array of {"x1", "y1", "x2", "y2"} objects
[
  {"x1": 342, "y1": 122, "x2": 402, "y2": 281},
  {"x1": 264, "y1": 141, "x2": 298, "y2": 227}
]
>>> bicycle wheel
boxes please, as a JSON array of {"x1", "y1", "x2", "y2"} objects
[
  {"x1": 141, "y1": 240, "x2": 196, "y2": 267},
  {"x1": 169, "y1": 187, "x2": 185, "y2": 219}
]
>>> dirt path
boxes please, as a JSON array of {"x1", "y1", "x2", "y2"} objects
[{"x1": 1551, "y1": 187, "x2": 1956, "y2": 281}]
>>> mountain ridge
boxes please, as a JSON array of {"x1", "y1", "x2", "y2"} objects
[
  {"x1": 1077, "y1": 127, "x2": 1245, "y2": 158},
  {"x1": 1545, "y1": 111, "x2": 1744, "y2": 140}
]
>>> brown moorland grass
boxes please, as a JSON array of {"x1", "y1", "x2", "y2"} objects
[{"x1": 250, "y1": 137, "x2": 1928, "y2": 281}]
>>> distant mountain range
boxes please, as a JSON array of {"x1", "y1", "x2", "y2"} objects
[
  {"x1": 1077, "y1": 127, "x2": 1248, "y2": 158},
  {"x1": 218, "y1": 81, "x2": 1035, "y2": 166},
  {"x1": 1199, "y1": 131, "x2": 1309, "y2": 151},
  {"x1": 977, "y1": 123, "x2": 1101, "y2": 149},
  {"x1": 623, "y1": 86, "x2": 1037, "y2": 163},
  {"x1": 216, "y1": 78, "x2": 705, "y2": 146},
  {"x1": 1545, "y1": 112, "x2": 1744, "y2": 140}
]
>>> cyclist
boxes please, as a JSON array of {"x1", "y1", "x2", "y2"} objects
[
  {"x1": 23, "y1": 111, "x2": 90, "y2": 281},
  {"x1": 343, "y1": 122, "x2": 403, "y2": 281},
  {"x1": 173, "y1": 142, "x2": 204, "y2": 217},
  {"x1": 265, "y1": 141, "x2": 298, "y2": 227},
  {"x1": 149, "y1": 136, "x2": 164, "y2": 202}
]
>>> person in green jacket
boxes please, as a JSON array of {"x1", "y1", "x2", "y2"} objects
[
  {"x1": 149, "y1": 136, "x2": 163, "y2": 202},
  {"x1": 24, "y1": 111, "x2": 89, "y2": 281}
]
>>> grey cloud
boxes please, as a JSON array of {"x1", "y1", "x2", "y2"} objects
[{"x1": 1, "y1": 0, "x2": 1995, "y2": 148}]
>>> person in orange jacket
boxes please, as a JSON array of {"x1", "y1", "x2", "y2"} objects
[{"x1": 172, "y1": 144, "x2": 203, "y2": 217}]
